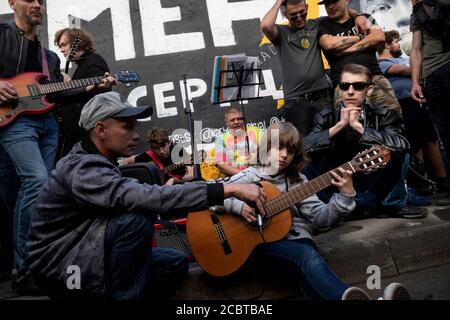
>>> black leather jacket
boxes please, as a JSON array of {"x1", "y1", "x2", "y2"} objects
[
  {"x1": 0, "y1": 21, "x2": 62, "y2": 81},
  {"x1": 304, "y1": 103, "x2": 410, "y2": 162}
]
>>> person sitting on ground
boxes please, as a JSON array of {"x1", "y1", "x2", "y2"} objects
[
  {"x1": 304, "y1": 63, "x2": 426, "y2": 219},
  {"x1": 120, "y1": 127, "x2": 192, "y2": 185},
  {"x1": 214, "y1": 107, "x2": 262, "y2": 177},
  {"x1": 219, "y1": 121, "x2": 411, "y2": 300},
  {"x1": 25, "y1": 91, "x2": 267, "y2": 300}
]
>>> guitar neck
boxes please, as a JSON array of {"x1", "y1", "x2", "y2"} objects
[
  {"x1": 265, "y1": 162, "x2": 353, "y2": 218},
  {"x1": 33, "y1": 74, "x2": 118, "y2": 95},
  {"x1": 163, "y1": 151, "x2": 203, "y2": 174},
  {"x1": 163, "y1": 161, "x2": 186, "y2": 174}
]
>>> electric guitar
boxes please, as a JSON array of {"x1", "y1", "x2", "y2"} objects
[
  {"x1": 187, "y1": 145, "x2": 391, "y2": 277},
  {"x1": 0, "y1": 71, "x2": 140, "y2": 128}
]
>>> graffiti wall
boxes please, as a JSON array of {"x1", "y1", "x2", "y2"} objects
[{"x1": 0, "y1": 0, "x2": 412, "y2": 153}]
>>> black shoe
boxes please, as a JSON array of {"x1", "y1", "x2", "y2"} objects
[
  {"x1": 435, "y1": 177, "x2": 450, "y2": 193},
  {"x1": 370, "y1": 206, "x2": 428, "y2": 219},
  {"x1": 11, "y1": 270, "x2": 45, "y2": 296},
  {"x1": 394, "y1": 206, "x2": 428, "y2": 219}
]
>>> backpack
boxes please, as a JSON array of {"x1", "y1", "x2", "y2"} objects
[{"x1": 413, "y1": 0, "x2": 450, "y2": 51}]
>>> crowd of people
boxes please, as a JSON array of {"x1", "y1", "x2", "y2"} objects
[{"x1": 0, "y1": 0, "x2": 448, "y2": 300}]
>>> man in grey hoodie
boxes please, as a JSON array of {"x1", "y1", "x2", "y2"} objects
[{"x1": 26, "y1": 91, "x2": 267, "y2": 300}]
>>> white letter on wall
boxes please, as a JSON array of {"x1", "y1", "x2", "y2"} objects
[
  {"x1": 206, "y1": 0, "x2": 274, "y2": 47},
  {"x1": 127, "y1": 86, "x2": 152, "y2": 122},
  {"x1": 179, "y1": 78, "x2": 208, "y2": 112},
  {"x1": 139, "y1": 0, "x2": 205, "y2": 56},
  {"x1": 154, "y1": 82, "x2": 178, "y2": 118},
  {"x1": 46, "y1": 0, "x2": 134, "y2": 62},
  {"x1": 259, "y1": 69, "x2": 284, "y2": 100}
]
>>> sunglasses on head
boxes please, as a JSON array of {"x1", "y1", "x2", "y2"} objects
[
  {"x1": 338, "y1": 82, "x2": 369, "y2": 91},
  {"x1": 289, "y1": 11, "x2": 307, "y2": 22}
]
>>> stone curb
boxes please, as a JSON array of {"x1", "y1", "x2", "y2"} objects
[{"x1": 172, "y1": 219, "x2": 450, "y2": 299}]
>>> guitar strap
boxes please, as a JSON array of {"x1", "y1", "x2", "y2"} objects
[
  {"x1": 39, "y1": 46, "x2": 50, "y2": 80},
  {"x1": 146, "y1": 150, "x2": 164, "y2": 169}
]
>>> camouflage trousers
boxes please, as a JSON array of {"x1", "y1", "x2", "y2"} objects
[{"x1": 333, "y1": 75, "x2": 402, "y2": 117}]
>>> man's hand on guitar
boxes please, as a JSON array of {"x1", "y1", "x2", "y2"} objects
[
  {"x1": 0, "y1": 81, "x2": 17, "y2": 105},
  {"x1": 223, "y1": 183, "x2": 267, "y2": 216},
  {"x1": 86, "y1": 72, "x2": 118, "y2": 93},
  {"x1": 330, "y1": 167, "x2": 355, "y2": 196}
]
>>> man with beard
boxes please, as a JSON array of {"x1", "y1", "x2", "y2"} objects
[{"x1": 214, "y1": 107, "x2": 262, "y2": 177}]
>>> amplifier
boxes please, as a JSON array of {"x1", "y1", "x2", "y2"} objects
[{"x1": 152, "y1": 218, "x2": 193, "y2": 260}]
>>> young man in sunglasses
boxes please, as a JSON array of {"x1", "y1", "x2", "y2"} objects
[
  {"x1": 304, "y1": 63, "x2": 427, "y2": 219},
  {"x1": 260, "y1": 0, "x2": 369, "y2": 136},
  {"x1": 317, "y1": 0, "x2": 402, "y2": 115}
]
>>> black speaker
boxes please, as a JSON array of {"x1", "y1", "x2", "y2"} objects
[{"x1": 152, "y1": 218, "x2": 193, "y2": 260}]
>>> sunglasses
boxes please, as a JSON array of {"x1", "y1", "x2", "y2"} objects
[
  {"x1": 288, "y1": 11, "x2": 307, "y2": 22},
  {"x1": 338, "y1": 82, "x2": 369, "y2": 91}
]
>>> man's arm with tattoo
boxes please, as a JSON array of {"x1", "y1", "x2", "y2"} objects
[
  {"x1": 319, "y1": 34, "x2": 361, "y2": 53},
  {"x1": 338, "y1": 26, "x2": 384, "y2": 56}
]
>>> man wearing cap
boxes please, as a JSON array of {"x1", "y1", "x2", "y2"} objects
[
  {"x1": 25, "y1": 92, "x2": 267, "y2": 300},
  {"x1": 260, "y1": 0, "x2": 369, "y2": 136},
  {"x1": 317, "y1": 0, "x2": 401, "y2": 114}
]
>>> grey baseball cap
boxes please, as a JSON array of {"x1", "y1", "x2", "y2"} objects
[{"x1": 79, "y1": 91, "x2": 153, "y2": 131}]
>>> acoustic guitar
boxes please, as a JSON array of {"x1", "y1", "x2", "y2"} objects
[
  {"x1": 0, "y1": 71, "x2": 140, "y2": 128},
  {"x1": 187, "y1": 145, "x2": 390, "y2": 277}
]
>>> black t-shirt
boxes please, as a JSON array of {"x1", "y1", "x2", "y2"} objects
[
  {"x1": 317, "y1": 16, "x2": 381, "y2": 86},
  {"x1": 25, "y1": 39, "x2": 42, "y2": 72}
]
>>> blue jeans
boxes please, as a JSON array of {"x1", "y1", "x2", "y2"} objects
[
  {"x1": 104, "y1": 213, "x2": 189, "y2": 300},
  {"x1": 0, "y1": 113, "x2": 58, "y2": 272},
  {"x1": 262, "y1": 238, "x2": 348, "y2": 300}
]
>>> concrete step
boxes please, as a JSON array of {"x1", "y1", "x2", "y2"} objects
[{"x1": 170, "y1": 206, "x2": 450, "y2": 300}]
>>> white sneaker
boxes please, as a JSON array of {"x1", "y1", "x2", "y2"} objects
[
  {"x1": 341, "y1": 287, "x2": 372, "y2": 300},
  {"x1": 383, "y1": 282, "x2": 411, "y2": 300}
]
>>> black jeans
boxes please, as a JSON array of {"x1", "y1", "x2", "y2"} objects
[
  {"x1": 283, "y1": 94, "x2": 332, "y2": 136},
  {"x1": 424, "y1": 61, "x2": 450, "y2": 162},
  {"x1": 104, "y1": 212, "x2": 189, "y2": 300}
]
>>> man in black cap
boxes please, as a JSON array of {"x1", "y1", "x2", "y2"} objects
[{"x1": 26, "y1": 91, "x2": 267, "y2": 300}]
